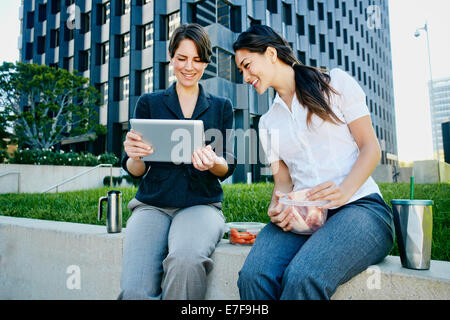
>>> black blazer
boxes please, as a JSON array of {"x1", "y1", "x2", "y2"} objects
[{"x1": 121, "y1": 82, "x2": 237, "y2": 208}]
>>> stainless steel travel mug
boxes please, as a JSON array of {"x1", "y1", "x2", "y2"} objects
[
  {"x1": 391, "y1": 199, "x2": 433, "y2": 270},
  {"x1": 98, "y1": 190, "x2": 122, "y2": 233}
]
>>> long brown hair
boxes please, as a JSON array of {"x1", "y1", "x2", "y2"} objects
[{"x1": 233, "y1": 25, "x2": 343, "y2": 127}]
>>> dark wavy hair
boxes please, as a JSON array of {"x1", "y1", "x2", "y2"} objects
[
  {"x1": 233, "y1": 25, "x2": 343, "y2": 127},
  {"x1": 168, "y1": 23, "x2": 212, "y2": 63}
]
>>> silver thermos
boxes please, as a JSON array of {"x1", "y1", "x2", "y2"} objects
[
  {"x1": 391, "y1": 199, "x2": 433, "y2": 270},
  {"x1": 98, "y1": 190, "x2": 122, "y2": 233}
]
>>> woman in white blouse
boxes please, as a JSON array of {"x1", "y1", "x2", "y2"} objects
[{"x1": 233, "y1": 25, "x2": 395, "y2": 300}]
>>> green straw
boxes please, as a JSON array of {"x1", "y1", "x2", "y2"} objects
[{"x1": 410, "y1": 176, "x2": 414, "y2": 200}]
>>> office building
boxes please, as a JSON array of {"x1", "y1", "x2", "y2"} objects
[
  {"x1": 19, "y1": 0, "x2": 397, "y2": 182},
  {"x1": 428, "y1": 77, "x2": 450, "y2": 161}
]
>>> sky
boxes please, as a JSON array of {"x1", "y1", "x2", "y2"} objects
[
  {"x1": 0, "y1": 0, "x2": 449, "y2": 162},
  {"x1": 388, "y1": 0, "x2": 450, "y2": 161}
]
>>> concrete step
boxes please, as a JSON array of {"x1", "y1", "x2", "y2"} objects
[{"x1": 0, "y1": 216, "x2": 448, "y2": 300}]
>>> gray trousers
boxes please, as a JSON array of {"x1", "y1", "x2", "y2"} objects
[{"x1": 117, "y1": 198, "x2": 226, "y2": 300}]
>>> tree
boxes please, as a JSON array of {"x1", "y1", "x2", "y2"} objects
[
  {"x1": 0, "y1": 106, "x2": 13, "y2": 162},
  {"x1": 0, "y1": 62, "x2": 106, "y2": 150}
]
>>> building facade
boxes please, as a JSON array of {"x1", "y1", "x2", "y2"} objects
[
  {"x1": 428, "y1": 77, "x2": 450, "y2": 161},
  {"x1": 19, "y1": 0, "x2": 398, "y2": 183}
]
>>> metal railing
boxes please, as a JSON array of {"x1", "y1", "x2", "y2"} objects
[
  {"x1": 0, "y1": 171, "x2": 21, "y2": 193},
  {"x1": 41, "y1": 164, "x2": 113, "y2": 193}
]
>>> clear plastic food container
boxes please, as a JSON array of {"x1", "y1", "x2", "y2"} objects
[
  {"x1": 226, "y1": 222, "x2": 266, "y2": 245},
  {"x1": 279, "y1": 198, "x2": 330, "y2": 235}
]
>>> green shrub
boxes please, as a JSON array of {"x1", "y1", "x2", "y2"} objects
[
  {"x1": 103, "y1": 175, "x2": 141, "y2": 187},
  {"x1": 0, "y1": 150, "x2": 9, "y2": 163},
  {"x1": 9, "y1": 149, "x2": 119, "y2": 167}
]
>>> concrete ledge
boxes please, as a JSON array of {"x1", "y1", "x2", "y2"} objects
[{"x1": 1, "y1": 216, "x2": 449, "y2": 300}]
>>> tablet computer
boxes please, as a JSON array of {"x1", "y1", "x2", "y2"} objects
[{"x1": 130, "y1": 118, "x2": 205, "y2": 163}]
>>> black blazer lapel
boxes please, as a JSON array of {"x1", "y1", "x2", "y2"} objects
[
  {"x1": 163, "y1": 83, "x2": 184, "y2": 119},
  {"x1": 191, "y1": 83, "x2": 210, "y2": 120},
  {"x1": 163, "y1": 82, "x2": 211, "y2": 120}
]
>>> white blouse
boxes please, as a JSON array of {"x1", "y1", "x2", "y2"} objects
[{"x1": 259, "y1": 68, "x2": 381, "y2": 207}]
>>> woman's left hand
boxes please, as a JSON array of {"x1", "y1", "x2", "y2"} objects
[
  {"x1": 306, "y1": 181, "x2": 352, "y2": 210},
  {"x1": 192, "y1": 145, "x2": 219, "y2": 171}
]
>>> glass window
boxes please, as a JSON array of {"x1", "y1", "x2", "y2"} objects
[
  {"x1": 218, "y1": 0, "x2": 230, "y2": 28},
  {"x1": 64, "y1": 56, "x2": 74, "y2": 73},
  {"x1": 26, "y1": 11, "x2": 34, "y2": 29},
  {"x1": 203, "y1": 49, "x2": 217, "y2": 80},
  {"x1": 192, "y1": 0, "x2": 239, "y2": 31},
  {"x1": 337, "y1": 49, "x2": 342, "y2": 65},
  {"x1": 37, "y1": 36, "x2": 45, "y2": 55},
  {"x1": 318, "y1": 3, "x2": 324, "y2": 20},
  {"x1": 218, "y1": 48, "x2": 232, "y2": 81},
  {"x1": 100, "y1": 2, "x2": 110, "y2": 25},
  {"x1": 119, "y1": 76, "x2": 129, "y2": 100},
  {"x1": 38, "y1": 3, "x2": 47, "y2": 22},
  {"x1": 168, "y1": 11, "x2": 180, "y2": 39},
  {"x1": 282, "y1": 2, "x2": 292, "y2": 25},
  {"x1": 327, "y1": 12, "x2": 333, "y2": 29},
  {"x1": 81, "y1": 12, "x2": 91, "y2": 34},
  {"x1": 50, "y1": 28, "x2": 60, "y2": 48},
  {"x1": 297, "y1": 15, "x2": 305, "y2": 35},
  {"x1": 328, "y1": 42, "x2": 334, "y2": 59},
  {"x1": 120, "y1": 0, "x2": 131, "y2": 15},
  {"x1": 193, "y1": 1, "x2": 215, "y2": 27},
  {"x1": 120, "y1": 33, "x2": 130, "y2": 57},
  {"x1": 144, "y1": 22, "x2": 154, "y2": 48},
  {"x1": 319, "y1": 34, "x2": 325, "y2": 52},
  {"x1": 141, "y1": 68, "x2": 153, "y2": 94},
  {"x1": 101, "y1": 41, "x2": 109, "y2": 64},
  {"x1": 79, "y1": 50, "x2": 90, "y2": 72},
  {"x1": 51, "y1": 0, "x2": 61, "y2": 14},
  {"x1": 100, "y1": 82, "x2": 108, "y2": 105},
  {"x1": 267, "y1": 0, "x2": 278, "y2": 14},
  {"x1": 298, "y1": 51, "x2": 306, "y2": 64},
  {"x1": 308, "y1": 25, "x2": 316, "y2": 44}
]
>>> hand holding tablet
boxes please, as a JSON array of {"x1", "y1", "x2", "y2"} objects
[
  {"x1": 129, "y1": 119, "x2": 205, "y2": 164},
  {"x1": 191, "y1": 145, "x2": 220, "y2": 171},
  {"x1": 123, "y1": 129, "x2": 154, "y2": 161}
]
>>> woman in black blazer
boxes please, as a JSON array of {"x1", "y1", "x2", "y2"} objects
[{"x1": 118, "y1": 24, "x2": 236, "y2": 300}]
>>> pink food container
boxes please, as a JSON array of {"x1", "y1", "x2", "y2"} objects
[{"x1": 279, "y1": 198, "x2": 330, "y2": 235}]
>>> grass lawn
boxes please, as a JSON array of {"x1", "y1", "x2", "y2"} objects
[{"x1": 0, "y1": 182, "x2": 448, "y2": 261}]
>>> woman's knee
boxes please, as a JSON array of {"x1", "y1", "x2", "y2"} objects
[
  {"x1": 163, "y1": 249, "x2": 213, "y2": 275},
  {"x1": 281, "y1": 265, "x2": 334, "y2": 300}
]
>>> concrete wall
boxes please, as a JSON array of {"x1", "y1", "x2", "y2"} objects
[
  {"x1": 372, "y1": 164, "x2": 394, "y2": 183},
  {"x1": 0, "y1": 164, "x2": 125, "y2": 194},
  {"x1": 398, "y1": 166, "x2": 413, "y2": 184},
  {"x1": 413, "y1": 160, "x2": 450, "y2": 184},
  {"x1": 438, "y1": 161, "x2": 450, "y2": 183},
  {"x1": 372, "y1": 164, "x2": 412, "y2": 183},
  {"x1": 372, "y1": 162, "x2": 450, "y2": 184},
  {"x1": 0, "y1": 216, "x2": 449, "y2": 300}
]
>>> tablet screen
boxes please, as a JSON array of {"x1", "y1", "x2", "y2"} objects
[{"x1": 130, "y1": 119, "x2": 205, "y2": 164}]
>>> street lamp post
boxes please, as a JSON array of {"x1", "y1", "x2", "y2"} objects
[{"x1": 415, "y1": 21, "x2": 438, "y2": 161}]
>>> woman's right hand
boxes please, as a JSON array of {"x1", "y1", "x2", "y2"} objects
[
  {"x1": 123, "y1": 129, "x2": 153, "y2": 161},
  {"x1": 268, "y1": 190, "x2": 294, "y2": 232}
]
